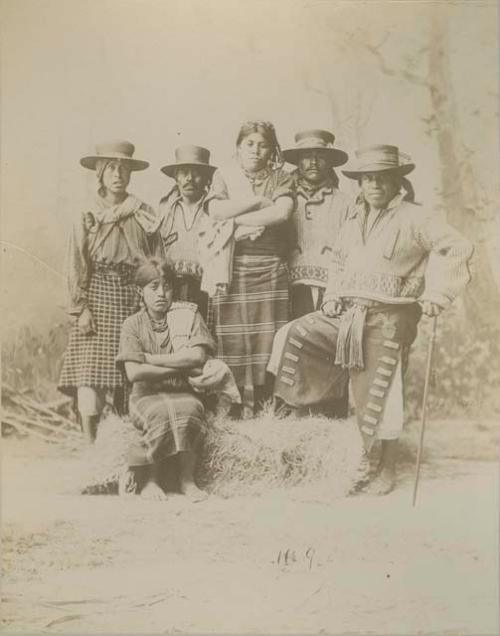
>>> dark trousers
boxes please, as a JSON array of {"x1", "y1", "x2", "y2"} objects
[
  {"x1": 290, "y1": 284, "x2": 325, "y2": 317},
  {"x1": 175, "y1": 276, "x2": 208, "y2": 321},
  {"x1": 289, "y1": 284, "x2": 349, "y2": 419}
]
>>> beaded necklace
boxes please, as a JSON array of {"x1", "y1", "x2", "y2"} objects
[
  {"x1": 242, "y1": 166, "x2": 271, "y2": 185},
  {"x1": 146, "y1": 310, "x2": 169, "y2": 333}
]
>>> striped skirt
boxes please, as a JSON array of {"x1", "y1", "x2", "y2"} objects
[
  {"x1": 59, "y1": 267, "x2": 138, "y2": 394},
  {"x1": 209, "y1": 254, "x2": 289, "y2": 409},
  {"x1": 127, "y1": 391, "x2": 205, "y2": 466}
]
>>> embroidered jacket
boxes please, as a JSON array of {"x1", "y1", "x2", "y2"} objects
[
  {"x1": 289, "y1": 177, "x2": 350, "y2": 287},
  {"x1": 323, "y1": 193, "x2": 473, "y2": 307}
]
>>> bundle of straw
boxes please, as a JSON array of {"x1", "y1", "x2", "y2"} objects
[
  {"x1": 200, "y1": 408, "x2": 366, "y2": 499},
  {"x1": 77, "y1": 409, "x2": 366, "y2": 499}
]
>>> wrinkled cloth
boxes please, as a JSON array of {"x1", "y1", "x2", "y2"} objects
[
  {"x1": 67, "y1": 193, "x2": 163, "y2": 316},
  {"x1": 210, "y1": 254, "x2": 289, "y2": 411},
  {"x1": 59, "y1": 265, "x2": 139, "y2": 403},
  {"x1": 159, "y1": 181, "x2": 229, "y2": 289},
  {"x1": 323, "y1": 192, "x2": 473, "y2": 308},
  {"x1": 197, "y1": 214, "x2": 235, "y2": 296},
  {"x1": 188, "y1": 358, "x2": 241, "y2": 405},
  {"x1": 270, "y1": 304, "x2": 421, "y2": 451},
  {"x1": 211, "y1": 163, "x2": 295, "y2": 257},
  {"x1": 116, "y1": 303, "x2": 216, "y2": 466},
  {"x1": 289, "y1": 176, "x2": 350, "y2": 289},
  {"x1": 116, "y1": 303, "x2": 216, "y2": 396}
]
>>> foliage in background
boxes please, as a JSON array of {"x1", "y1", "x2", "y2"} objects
[
  {"x1": 2, "y1": 322, "x2": 69, "y2": 403},
  {"x1": 2, "y1": 311, "x2": 499, "y2": 443},
  {"x1": 405, "y1": 307, "x2": 500, "y2": 421}
]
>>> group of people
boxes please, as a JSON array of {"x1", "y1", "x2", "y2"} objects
[{"x1": 58, "y1": 121, "x2": 473, "y2": 500}]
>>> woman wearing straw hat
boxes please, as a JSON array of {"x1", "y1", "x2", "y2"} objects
[
  {"x1": 58, "y1": 141, "x2": 164, "y2": 443},
  {"x1": 271, "y1": 144, "x2": 473, "y2": 494},
  {"x1": 208, "y1": 121, "x2": 295, "y2": 417},
  {"x1": 158, "y1": 145, "x2": 227, "y2": 321}
]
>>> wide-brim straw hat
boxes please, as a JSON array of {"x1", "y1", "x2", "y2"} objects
[
  {"x1": 80, "y1": 141, "x2": 149, "y2": 171},
  {"x1": 161, "y1": 145, "x2": 217, "y2": 178},
  {"x1": 282, "y1": 129, "x2": 349, "y2": 167},
  {"x1": 342, "y1": 144, "x2": 415, "y2": 179}
]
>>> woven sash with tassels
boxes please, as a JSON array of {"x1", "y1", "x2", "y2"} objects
[{"x1": 335, "y1": 298, "x2": 385, "y2": 370}]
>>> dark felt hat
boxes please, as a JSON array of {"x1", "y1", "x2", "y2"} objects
[
  {"x1": 282, "y1": 129, "x2": 349, "y2": 167},
  {"x1": 160, "y1": 145, "x2": 217, "y2": 178}
]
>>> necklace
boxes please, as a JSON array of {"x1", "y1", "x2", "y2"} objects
[
  {"x1": 146, "y1": 311, "x2": 169, "y2": 333},
  {"x1": 242, "y1": 166, "x2": 271, "y2": 184},
  {"x1": 180, "y1": 199, "x2": 204, "y2": 232}
]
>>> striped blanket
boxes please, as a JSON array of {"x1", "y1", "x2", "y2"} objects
[
  {"x1": 127, "y1": 390, "x2": 204, "y2": 466},
  {"x1": 210, "y1": 254, "x2": 289, "y2": 411}
]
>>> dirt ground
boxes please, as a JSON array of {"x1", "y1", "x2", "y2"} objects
[{"x1": 2, "y1": 434, "x2": 498, "y2": 635}]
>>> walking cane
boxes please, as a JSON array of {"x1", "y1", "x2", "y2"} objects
[{"x1": 412, "y1": 315, "x2": 438, "y2": 507}]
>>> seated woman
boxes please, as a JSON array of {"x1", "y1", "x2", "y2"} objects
[{"x1": 116, "y1": 258, "x2": 216, "y2": 502}]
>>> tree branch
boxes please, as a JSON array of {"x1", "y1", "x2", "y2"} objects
[{"x1": 362, "y1": 39, "x2": 431, "y2": 88}]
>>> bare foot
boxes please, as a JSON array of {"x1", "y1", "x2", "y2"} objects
[
  {"x1": 363, "y1": 469, "x2": 396, "y2": 496},
  {"x1": 242, "y1": 406, "x2": 254, "y2": 420},
  {"x1": 140, "y1": 479, "x2": 168, "y2": 501},
  {"x1": 118, "y1": 469, "x2": 138, "y2": 497},
  {"x1": 180, "y1": 481, "x2": 209, "y2": 503}
]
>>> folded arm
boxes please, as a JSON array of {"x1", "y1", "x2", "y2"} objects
[
  {"x1": 123, "y1": 345, "x2": 208, "y2": 383},
  {"x1": 234, "y1": 196, "x2": 294, "y2": 227},
  {"x1": 209, "y1": 195, "x2": 269, "y2": 220}
]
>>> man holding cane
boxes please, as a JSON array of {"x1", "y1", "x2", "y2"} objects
[{"x1": 270, "y1": 145, "x2": 473, "y2": 494}]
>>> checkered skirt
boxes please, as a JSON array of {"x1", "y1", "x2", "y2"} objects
[{"x1": 59, "y1": 268, "x2": 138, "y2": 393}]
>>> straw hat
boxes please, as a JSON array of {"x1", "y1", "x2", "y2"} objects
[
  {"x1": 160, "y1": 145, "x2": 217, "y2": 178},
  {"x1": 342, "y1": 144, "x2": 415, "y2": 179},
  {"x1": 80, "y1": 141, "x2": 149, "y2": 171},
  {"x1": 282, "y1": 129, "x2": 348, "y2": 167}
]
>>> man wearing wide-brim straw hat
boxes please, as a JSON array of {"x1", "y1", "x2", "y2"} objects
[
  {"x1": 58, "y1": 140, "x2": 164, "y2": 444},
  {"x1": 273, "y1": 129, "x2": 350, "y2": 418},
  {"x1": 271, "y1": 144, "x2": 473, "y2": 495},
  {"x1": 158, "y1": 145, "x2": 228, "y2": 320}
]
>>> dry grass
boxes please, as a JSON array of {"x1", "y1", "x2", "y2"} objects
[
  {"x1": 200, "y1": 407, "x2": 367, "y2": 498},
  {"x1": 74, "y1": 409, "x2": 367, "y2": 499}
]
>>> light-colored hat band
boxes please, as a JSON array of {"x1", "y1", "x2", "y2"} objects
[
  {"x1": 80, "y1": 141, "x2": 149, "y2": 171},
  {"x1": 295, "y1": 137, "x2": 335, "y2": 149},
  {"x1": 355, "y1": 148, "x2": 402, "y2": 168},
  {"x1": 356, "y1": 163, "x2": 409, "y2": 173},
  {"x1": 342, "y1": 145, "x2": 415, "y2": 178}
]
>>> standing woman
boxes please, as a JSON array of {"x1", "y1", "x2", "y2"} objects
[
  {"x1": 209, "y1": 121, "x2": 295, "y2": 416},
  {"x1": 59, "y1": 141, "x2": 164, "y2": 443}
]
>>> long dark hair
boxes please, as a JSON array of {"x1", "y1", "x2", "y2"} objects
[{"x1": 236, "y1": 120, "x2": 283, "y2": 168}]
